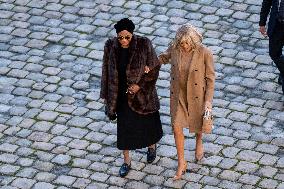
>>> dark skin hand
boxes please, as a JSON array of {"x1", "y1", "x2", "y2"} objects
[
  {"x1": 259, "y1": 26, "x2": 267, "y2": 37},
  {"x1": 127, "y1": 66, "x2": 152, "y2": 94},
  {"x1": 127, "y1": 84, "x2": 140, "y2": 94},
  {"x1": 145, "y1": 66, "x2": 150, "y2": 73}
]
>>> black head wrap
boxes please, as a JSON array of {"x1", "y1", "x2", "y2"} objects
[{"x1": 114, "y1": 18, "x2": 135, "y2": 34}]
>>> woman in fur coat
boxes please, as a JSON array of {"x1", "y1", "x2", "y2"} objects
[{"x1": 100, "y1": 18, "x2": 163, "y2": 177}]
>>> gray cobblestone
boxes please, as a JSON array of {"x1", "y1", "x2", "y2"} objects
[
  {"x1": 0, "y1": 164, "x2": 20, "y2": 175},
  {"x1": 0, "y1": 143, "x2": 19, "y2": 153},
  {"x1": 90, "y1": 172, "x2": 109, "y2": 182},
  {"x1": 218, "y1": 158, "x2": 238, "y2": 169},
  {"x1": 219, "y1": 170, "x2": 241, "y2": 181},
  {"x1": 33, "y1": 182, "x2": 55, "y2": 189},
  {"x1": 54, "y1": 175, "x2": 76, "y2": 186},
  {"x1": 228, "y1": 111, "x2": 250, "y2": 122},
  {"x1": 235, "y1": 161, "x2": 259, "y2": 173},
  {"x1": 235, "y1": 140, "x2": 257, "y2": 149},
  {"x1": 37, "y1": 111, "x2": 58, "y2": 121},
  {"x1": 11, "y1": 178, "x2": 36, "y2": 189},
  {"x1": 255, "y1": 144, "x2": 279, "y2": 154},
  {"x1": 67, "y1": 116, "x2": 92, "y2": 128},
  {"x1": 222, "y1": 147, "x2": 241, "y2": 158},
  {"x1": 125, "y1": 170, "x2": 146, "y2": 180},
  {"x1": 259, "y1": 154, "x2": 279, "y2": 166},
  {"x1": 218, "y1": 180, "x2": 242, "y2": 189},
  {"x1": 35, "y1": 172, "x2": 56, "y2": 182},
  {"x1": 0, "y1": 1, "x2": 283, "y2": 188},
  {"x1": 259, "y1": 179, "x2": 279, "y2": 189},
  {"x1": 200, "y1": 176, "x2": 220, "y2": 186},
  {"x1": 277, "y1": 157, "x2": 284, "y2": 168},
  {"x1": 238, "y1": 174, "x2": 260, "y2": 185},
  {"x1": 236, "y1": 150, "x2": 263, "y2": 162},
  {"x1": 258, "y1": 166, "x2": 278, "y2": 178},
  {"x1": 163, "y1": 178, "x2": 187, "y2": 188},
  {"x1": 16, "y1": 167, "x2": 37, "y2": 178}
]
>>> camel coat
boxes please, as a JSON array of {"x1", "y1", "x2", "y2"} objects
[{"x1": 159, "y1": 44, "x2": 215, "y2": 133}]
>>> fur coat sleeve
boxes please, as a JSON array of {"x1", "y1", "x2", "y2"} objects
[
  {"x1": 138, "y1": 39, "x2": 161, "y2": 89},
  {"x1": 100, "y1": 39, "x2": 111, "y2": 100}
]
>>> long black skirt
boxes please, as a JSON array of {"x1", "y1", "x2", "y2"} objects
[{"x1": 116, "y1": 95, "x2": 163, "y2": 150}]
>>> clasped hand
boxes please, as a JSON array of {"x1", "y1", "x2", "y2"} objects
[
  {"x1": 126, "y1": 66, "x2": 152, "y2": 94},
  {"x1": 127, "y1": 84, "x2": 140, "y2": 94}
]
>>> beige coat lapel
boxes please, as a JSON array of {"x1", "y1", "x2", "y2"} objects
[{"x1": 187, "y1": 47, "x2": 201, "y2": 76}]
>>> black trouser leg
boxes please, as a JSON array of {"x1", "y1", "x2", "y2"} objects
[
  {"x1": 279, "y1": 74, "x2": 283, "y2": 85},
  {"x1": 269, "y1": 20, "x2": 284, "y2": 93}
]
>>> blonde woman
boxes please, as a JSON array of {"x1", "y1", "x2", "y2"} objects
[{"x1": 147, "y1": 24, "x2": 215, "y2": 180}]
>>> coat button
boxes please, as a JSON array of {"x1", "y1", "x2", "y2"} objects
[
  {"x1": 171, "y1": 92, "x2": 173, "y2": 94},
  {"x1": 172, "y1": 77, "x2": 174, "y2": 80}
]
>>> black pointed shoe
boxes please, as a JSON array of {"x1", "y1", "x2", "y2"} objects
[
  {"x1": 147, "y1": 145, "x2": 157, "y2": 163},
  {"x1": 119, "y1": 163, "x2": 131, "y2": 177}
]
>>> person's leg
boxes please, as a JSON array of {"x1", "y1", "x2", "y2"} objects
[
  {"x1": 278, "y1": 74, "x2": 283, "y2": 85},
  {"x1": 269, "y1": 22, "x2": 284, "y2": 93},
  {"x1": 147, "y1": 143, "x2": 157, "y2": 163},
  {"x1": 123, "y1": 150, "x2": 131, "y2": 164},
  {"x1": 119, "y1": 150, "x2": 131, "y2": 177},
  {"x1": 269, "y1": 35, "x2": 284, "y2": 75},
  {"x1": 195, "y1": 133, "x2": 204, "y2": 161},
  {"x1": 173, "y1": 125, "x2": 187, "y2": 180}
]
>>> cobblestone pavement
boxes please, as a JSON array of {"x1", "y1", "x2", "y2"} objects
[{"x1": 0, "y1": 0, "x2": 284, "y2": 188}]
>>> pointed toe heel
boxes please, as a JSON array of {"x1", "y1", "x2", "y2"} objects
[{"x1": 173, "y1": 162, "x2": 187, "y2": 181}]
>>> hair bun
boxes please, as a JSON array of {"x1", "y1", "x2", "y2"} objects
[{"x1": 114, "y1": 18, "x2": 135, "y2": 34}]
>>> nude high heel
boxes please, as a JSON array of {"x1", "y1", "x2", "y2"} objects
[
  {"x1": 195, "y1": 151, "x2": 204, "y2": 161},
  {"x1": 173, "y1": 162, "x2": 188, "y2": 180}
]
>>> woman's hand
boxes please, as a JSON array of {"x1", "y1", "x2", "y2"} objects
[
  {"x1": 127, "y1": 84, "x2": 140, "y2": 94},
  {"x1": 144, "y1": 66, "x2": 150, "y2": 74},
  {"x1": 204, "y1": 101, "x2": 212, "y2": 112},
  {"x1": 259, "y1": 26, "x2": 267, "y2": 37}
]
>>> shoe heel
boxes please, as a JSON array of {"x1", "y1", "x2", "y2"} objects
[{"x1": 173, "y1": 162, "x2": 187, "y2": 181}]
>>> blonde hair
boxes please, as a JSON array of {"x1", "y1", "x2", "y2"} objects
[{"x1": 171, "y1": 24, "x2": 203, "y2": 50}]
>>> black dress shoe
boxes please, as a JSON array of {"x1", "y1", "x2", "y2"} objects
[
  {"x1": 119, "y1": 163, "x2": 131, "y2": 177},
  {"x1": 147, "y1": 145, "x2": 156, "y2": 163}
]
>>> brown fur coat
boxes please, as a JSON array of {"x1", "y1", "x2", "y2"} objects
[{"x1": 100, "y1": 35, "x2": 161, "y2": 116}]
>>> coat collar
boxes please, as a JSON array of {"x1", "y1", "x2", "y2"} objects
[
  {"x1": 187, "y1": 46, "x2": 200, "y2": 74},
  {"x1": 172, "y1": 45, "x2": 204, "y2": 75},
  {"x1": 128, "y1": 35, "x2": 137, "y2": 65}
]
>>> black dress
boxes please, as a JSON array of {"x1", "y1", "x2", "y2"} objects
[{"x1": 116, "y1": 47, "x2": 163, "y2": 150}]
